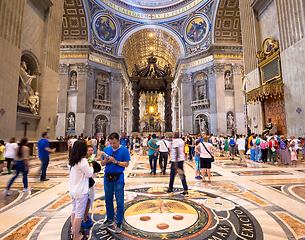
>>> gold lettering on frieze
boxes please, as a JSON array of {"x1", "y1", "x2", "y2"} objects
[
  {"x1": 89, "y1": 54, "x2": 121, "y2": 69},
  {"x1": 60, "y1": 52, "x2": 88, "y2": 58},
  {"x1": 214, "y1": 53, "x2": 243, "y2": 59},
  {"x1": 181, "y1": 55, "x2": 214, "y2": 69},
  {"x1": 98, "y1": 0, "x2": 204, "y2": 19}
]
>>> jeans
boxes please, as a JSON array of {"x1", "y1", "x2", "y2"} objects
[
  {"x1": 258, "y1": 146, "x2": 262, "y2": 160},
  {"x1": 262, "y1": 149, "x2": 268, "y2": 162},
  {"x1": 189, "y1": 146, "x2": 194, "y2": 160},
  {"x1": 250, "y1": 148, "x2": 258, "y2": 162},
  {"x1": 104, "y1": 180, "x2": 125, "y2": 223},
  {"x1": 5, "y1": 158, "x2": 13, "y2": 171},
  {"x1": 7, "y1": 161, "x2": 28, "y2": 190},
  {"x1": 40, "y1": 157, "x2": 50, "y2": 180},
  {"x1": 93, "y1": 146, "x2": 97, "y2": 155},
  {"x1": 169, "y1": 161, "x2": 188, "y2": 191},
  {"x1": 269, "y1": 149, "x2": 276, "y2": 163},
  {"x1": 149, "y1": 154, "x2": 158, "y2": 173},
  {"x1": 159, "y1": 152, "x2": 168, "y2": 173}
]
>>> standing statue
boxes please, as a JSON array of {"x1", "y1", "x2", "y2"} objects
[
  {"x1": 164, "y1": 63, "x2": 172, "y2": 76},
  {"x1": 225, "y1": 70, "x2": 233, "y2": 89},
  {"x1": 29, "y1": 92, "x2": 39, "y2": 115},
  {"x1": 200, "y1": 119, "x2": 206, "y2": 133},
  {"x1": 18, "y1": 61, "x2": 36, "y2": 106},
  {"x1": 67, "y1": 114, "x2": 75, "y2": 132},
  {"x1": 132, "y1": 64, "x2": 139, "y2": 77},
  {"x1": 227, "y1": 113, "x2": 234, "y2": 129},
  {"x1": 198, "y1": 85, "x2": 206, "y2": 100},
  {"x1": 96, "y1": 119, "x2": 107, "y2": 133},
  {"x1": 70, "y1": 72, "x2": 77, "y2": 87}
]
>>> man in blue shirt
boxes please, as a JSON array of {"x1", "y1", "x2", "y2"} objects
[
  {"x1": 37, "y1": 132, "x2": 56, "y2": 181},
  {"x1": 148, "y1": 134, "x2": 158, "y2": 175},
  {"x1": 120, "y1": 132, "x2": 130, "y2": 149},
  {"x1": 100, "y1": 132, "x2": 130, "y2": 234}
]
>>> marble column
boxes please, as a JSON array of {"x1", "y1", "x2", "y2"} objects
[
  {"x1": 132, "y1": 83, "x2": 140, "y2": 133},
  {"x1": 164, "y1": 79, "x2": 172, "y2": 132},
  {"x1": 180, "y1": 74, "x2": 192, "y2": 134},
  {"x1": 110, "y1": 73, "x2": 123, "y2": 134}
]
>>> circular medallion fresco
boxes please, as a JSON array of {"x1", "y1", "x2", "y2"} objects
[
  {"x1": 93, "y1": 14, "x2": 118, "y2": 44},
  {"x1": 263, "y1": 37, "x2": 274, "y2": 54},
  {"x1": 185, "y1": 15, "x2": 210, "y2": 45}
]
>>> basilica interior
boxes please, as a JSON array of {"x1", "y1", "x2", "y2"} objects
[{"x1": 1, "y1": 0, "x2": 305, "y2": 239}]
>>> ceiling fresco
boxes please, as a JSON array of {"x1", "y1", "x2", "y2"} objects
[
  {"x1": 62, "y1": 0, "x2": 242, "y2": 73},
  {"x1": 121, "y1": 29, "x2": 181, "y2": 76}
]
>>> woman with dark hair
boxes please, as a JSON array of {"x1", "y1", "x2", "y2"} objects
[
  {"x1": 68, "y1": 140, "x2": 93, "y2": 240},
  {"x1": 4, "y1": 137, "x2": 18, "y2": 174},
  {"x1": 4, "y1": 138, "x2": 32, "y2": 195}
]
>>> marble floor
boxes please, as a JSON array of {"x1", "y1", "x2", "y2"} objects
[{"x1": 0, "y1": 151, "x2": 305, "y2": 240}]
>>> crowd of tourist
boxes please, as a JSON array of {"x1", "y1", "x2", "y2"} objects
[{"x1": 1, "y1": 130, "x2": 305, "y2": 239}]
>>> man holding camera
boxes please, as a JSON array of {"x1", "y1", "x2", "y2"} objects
[{"x1": 100, "y1": 132, "x2": 130, "y2": 234}]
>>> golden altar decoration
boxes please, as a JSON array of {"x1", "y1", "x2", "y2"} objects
[
  {"x1": 246, "y1": 82, "x2": 284, "y2": 103},
  {"x1": 140, "y1": 94, "x2": 164, "y2": 132}
]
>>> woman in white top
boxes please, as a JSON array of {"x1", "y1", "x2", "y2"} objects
[
  {"x1": 68, "y1": 140, "x2": 93, "y2": 240},
  {"x1": 4, "y1": 138, "x2": 18, "y2": 174},
  {"x1": 4, "y1": 138, "x2": 32, "y2": 195},
  {"x1": 195, "y1": 136, "x2": 216, "y2": 182}
]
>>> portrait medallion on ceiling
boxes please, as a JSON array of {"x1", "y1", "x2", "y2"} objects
[
  {"x1": 184, "y1": 15, "x2": 210, "y2": 45},
  {"x1": 92, "y1": 13, "x2": 118, "y2": 44}
]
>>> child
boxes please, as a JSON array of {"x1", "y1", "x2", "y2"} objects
[
  {"x1": 290, "y1": 146, "x2": 298, "y2": 165},
  {"x1": 134, "y1": 138, "x2": 141, "y2": 155},
  {"x1": 194, "y1": 140, "x2": 202, "y2": 180}
]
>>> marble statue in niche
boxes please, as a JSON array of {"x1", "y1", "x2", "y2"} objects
[
  {"x1": 70, "y1": 72, "x2": 77, "y2": 87},
  {"x1": 227, "y1": 112, "x2": 235, "y2": 129},
  {"x1": 67, "y1": 113, "x2": 75, "y2": 132},
  {"x1": 29, "y1": 92, "x2": 39, "y2": 115},
  {"x1": 225, "y1": 70, "x2": 233, "y2": 90},
  {"x1": 96, "y1": 118, "x2": 107, "y2": 134},
  {"x1": 18, "y1": 61, "x2": 37, "y2": 106}
]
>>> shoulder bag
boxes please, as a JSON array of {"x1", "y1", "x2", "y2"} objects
[{"x1": 201, "y1": 142, "x2": 215, "y2": 162}]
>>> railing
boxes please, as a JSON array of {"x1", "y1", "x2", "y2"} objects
[
  {"x1": 190, "y1": 99, "x2": 210, "y2": 110},
  {"x1": 93, "y1": 99, "x2": 112, "y2": 111}
]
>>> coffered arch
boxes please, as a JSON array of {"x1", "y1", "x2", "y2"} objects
[
  {"x1": 62, "y1": 0, "x2": 89, "y2": 42},
  {"x1": 213, "y1": 0, "x2": 242, "y2": 45}
]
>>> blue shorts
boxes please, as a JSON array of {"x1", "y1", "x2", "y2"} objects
[{"x1": 195, "y1": 155, "x2": 201, "y2": 170}]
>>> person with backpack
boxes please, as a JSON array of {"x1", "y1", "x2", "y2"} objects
[
  {"x1": 228, "y1": 136, "x2": 236, "y2": 160},
  {"x1": 250, "y1": 134, "x2": 258, "y2": 162},
  {"x1": 260, "y1": 136, "x2": 268, "y2": 163},
  {"x1": 256, "y1": 135, "x2": 262, "y2": 161},
  {"x1": 157, "y1": 136, "x2": 170, "y2": 174},
  {"x1": 268, "y1": 137, "x2": 276, "y2": 163}
]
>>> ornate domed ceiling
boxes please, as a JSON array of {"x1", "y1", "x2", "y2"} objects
[
  {"x1": 121, "y1": 28, "x2": 181, "y2": 76},
  {"x1": 119, "y1": 0, "x2": 184, "y2": 8}
]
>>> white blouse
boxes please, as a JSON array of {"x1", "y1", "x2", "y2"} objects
[{"x1": 68, "y1": 158, "x2": 93, "y2": 196}]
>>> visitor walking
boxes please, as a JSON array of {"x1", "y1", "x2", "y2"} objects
[
  {"x1": 157, "y1": 136, "x2": 170, "y2": 174},
  {"x1": 197, "y1": 136, "x2": 215, "y2": 182},
  {"x1": 0, "y1": 140, "x2": 5, "y2": 174},
  {"x1": 68, "y1": 140, "x2": 94, "y2": 240},
  {"x1": 100, "y1": 132, "x2": 130, "y2": 234},
  {"x1": 37, "y1": 132, "x2": 56, "y2": 181},
  {"x1": 142, "y1": 136, "x2": 148, "y2": 155},
  {"x1": 4, "y1": 138, "x2": 18, "y2": 175},
  {"x1": 228, "y1": 136, "x2": 236, "y2": 160},
  {"x1": 148, "y1": 134, "x2": 158, "y2": 175},
  {"x1": 236, "y1": 135, "x2": 247, "y2": 167},
  {"x1": 4, "y1": 138, "x2": 33, "y2": 195},
  {"x1": 167, "y1": 131, "x2": 188, "y2": 195}
]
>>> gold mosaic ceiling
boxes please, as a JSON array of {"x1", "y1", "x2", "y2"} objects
[
  {"x1": 121, "y1": 29, "x2": 181, "y2": 76},
  {"x1": 214, "y1": 0, "x2": 242, "y2": 44}
]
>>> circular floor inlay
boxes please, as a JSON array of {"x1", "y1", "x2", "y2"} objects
[
  {"x1": 157, "y1": 223, "x2": 169, "y2": 230},
  {"x1": 140, "y1": 216, "x2": 151, "y2": 221},
  {"x1": 173, "y1": 215, "x2": 184, "y2": 220}
]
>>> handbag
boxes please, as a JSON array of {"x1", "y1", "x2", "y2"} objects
[
  {"x1": 201, "y1": 142, "x2": 215, "y2": 162},
  {"x1": 105, "y1": 172, "x2": 122, "y2": 182},
  {"x1": 89, "y1": 177, "x2": 95, "y2": 188}
]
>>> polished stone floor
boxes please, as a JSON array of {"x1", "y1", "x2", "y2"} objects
[{"x1": 0, "y1": 151, "x2": 305, "y2": 240}]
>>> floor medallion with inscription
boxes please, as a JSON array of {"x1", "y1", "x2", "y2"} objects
[{"x1": 61, "y1": 185, "x2": 263, "y2": 240}]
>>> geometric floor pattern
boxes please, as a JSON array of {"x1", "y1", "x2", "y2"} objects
[{"x1": 1, "y1": 152, "x2": 305, "y2": 240}]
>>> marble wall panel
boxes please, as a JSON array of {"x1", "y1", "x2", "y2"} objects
[
  {"x1": 280, "y1": 38, "x2": 305, "y2": 136},
  {"x1": 56, "y1": 113, "x2": 66, "y2": 137},
  {"x1": 258, "y1": 1, "x2": 280, "y2": 43}
]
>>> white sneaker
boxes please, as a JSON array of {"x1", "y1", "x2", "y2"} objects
[
  {"x1": 23, "y1": 187, "x2": 33, "y2": 192},
  {"x1": 3, "y1": 189, "x2": 12, "y2": 196}
]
